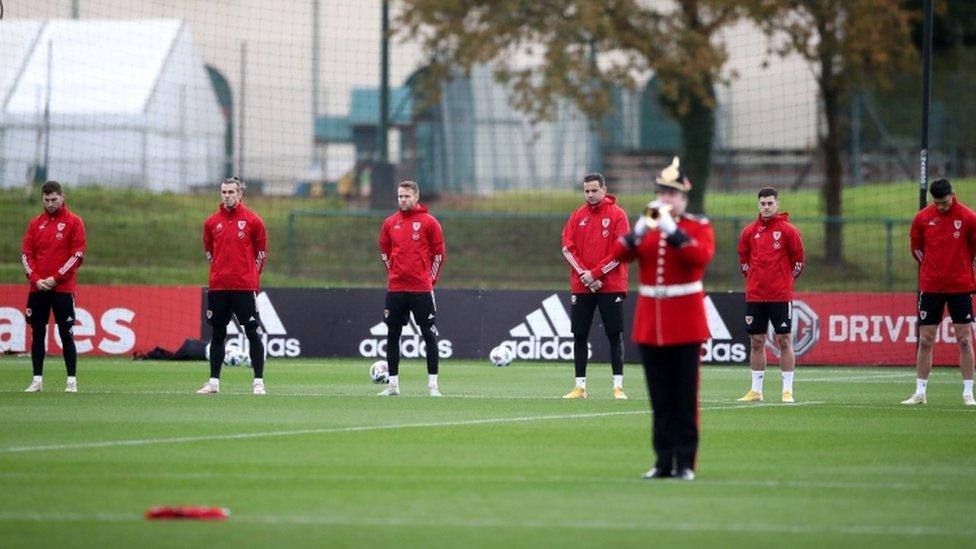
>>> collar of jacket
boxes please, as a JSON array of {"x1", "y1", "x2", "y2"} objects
[
  {"x1": 586, "y1": 194, "x2": 616, "y2": 211},
  {"x1": 757, "y1": 211, "x2": 790, "y2": 225},
  {"x1": 398, "y1": 203, "x2": 429, "y2": 217},
  {"x1": 44, "y1": 203, "x2": 70, "y2": 221}
]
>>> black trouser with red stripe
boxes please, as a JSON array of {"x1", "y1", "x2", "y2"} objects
[{"x1": 639, "y1": 343, "x2": 701, "y2": 473}]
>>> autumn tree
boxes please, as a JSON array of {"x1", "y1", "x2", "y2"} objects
[
  {"x1": 748, "y1": 0, "x2": 917, "y2": 262},
  {"x1": 397, "y1": 0, "x2": 741, "y2": 213}
]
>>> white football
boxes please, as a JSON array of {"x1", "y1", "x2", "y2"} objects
[
  {"x1": 489, "y1": 345, "x2": 514, "y2": 367},
  {"x1": 370, "y1": 360, "x2": 390, "y2": 384},
  {"x1": 224, "y1": 346, "x2": 251, "y2": 367}
]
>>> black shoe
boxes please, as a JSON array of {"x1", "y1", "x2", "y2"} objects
[{"x1": 641, "y1": 467, "x2": 673, "y2": 480}]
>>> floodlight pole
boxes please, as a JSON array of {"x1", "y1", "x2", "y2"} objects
[
  {"x1": 312, "y1": 0, "x2": 321, "y2": 168},
  {"x1": 918, "y1": 0, "x2": 933, "y2": 211},
  {"x1": 238, "y1": 41, "x2": 247, "y2": 180},
  {"x1": 379, "y1": 0, "x2": 390, "y2": 163}
]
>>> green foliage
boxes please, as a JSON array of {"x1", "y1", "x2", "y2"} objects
[
  {"x1": 4, "y1": 181, "x2": 972, "y2": 291},
  {"x1": 1, "y1": 359, "x2": 974, "y2": 547},
  {"x1": 397, "y1": 0, "x2": 743, "y2": 201}
]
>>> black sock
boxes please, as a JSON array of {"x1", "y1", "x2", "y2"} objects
[
  {"x1": 386, "y1": 324, "x2": 402, "y2": 376},
  {"x1": 245, "y1": 325, "x2": 265, "y2": 379},
  {"x1": 608, "y1": 332, "x2": 624, "y2": 376},
  {"x1": 210, "y1": 325, "x2": 226, "y2": 379},
  {"x1": 574, "y1": 335, "x2": 589, "y2": 378},
  {"x1": 30, "y1": 324, "x2": 45, "y2": 376},
  {"x1": 421, "y1": 324, "x2": 439, "y2": 375},
  {"x1": 58, "y1": 323, "x2": 77, "y2": 377}
]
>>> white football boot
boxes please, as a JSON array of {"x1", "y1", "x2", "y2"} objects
[
  {"x1": 64, "y1": 380, "x2": 77, "y2": 393},
  {"x1": 24, "y1": 379, "x2": 43, "y2": 393},
  {"x1": 253, "y1": 381, "x2": 266, "y2": 395},
  {"x1": 196, "y1": 382, "x2": 219, "y2": 395},
  {"x1": 428, "y1": 385, "x2": 442, "y2": 397},
  {"x1": 900, "y1": 394, "x2": 926, "y2": 405},
  {"x1": 377, "y1": 385, "x2": 400, "y2": 397},
  {"x1": 964, "y1": 395, "x2": 976, "y2": 406}
]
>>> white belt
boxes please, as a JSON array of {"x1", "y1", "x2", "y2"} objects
[{"x1": 638, "y1": 281, "x2": 703, "y2": 298}]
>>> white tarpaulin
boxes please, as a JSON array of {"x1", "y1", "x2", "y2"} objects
[{"x1": 0, "y1": 19, "x2": 224, "y2": 191}]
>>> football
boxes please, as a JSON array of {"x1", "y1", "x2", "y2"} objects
[
  {"x1": 370, "y1": 360, "x2": 390, "y2": 384},
  {"x1": 489, "y1": 345, "x2": 515, "y2": 367},
  {"x1": 224, "y1": 346, "x2": 251, "y2": 367}
]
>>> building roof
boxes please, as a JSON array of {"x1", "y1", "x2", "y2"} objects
[
  {"x1": 347, "y1": 86, "x2": 412, "y2": 127},
  {"x1": 314, "y1": 115, "x2": 352, "y2": 142},
  {"x1": 2, "y1": 19, "x2": 183, "y2": 115}
]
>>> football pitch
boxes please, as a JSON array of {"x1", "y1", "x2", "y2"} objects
[{"x1": 0, "y1": 358, "x2": 973, "y2": 548}]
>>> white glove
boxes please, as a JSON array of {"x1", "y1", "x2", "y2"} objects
[
  {"x1": 657, "y1": 204, "x2": 677, "y2": 235},
  {"x1": 634, "y1": 215, "x2": 650, "y2": 237}
]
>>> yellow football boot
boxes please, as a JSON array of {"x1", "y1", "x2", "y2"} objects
[
  {"x1": 736, "y1": 390, "x2": 763, "y2": 402},
  {"x1": 562, "y1": 387, "x2": 587, "y2": 399}
]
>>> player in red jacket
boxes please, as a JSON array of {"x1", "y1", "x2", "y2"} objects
[
  {"x1": 736, "y1": 187, "x2": 805, "y2": 403},
  {"x1": 21, "y1": 181, "x2": 86, "y2": 393},
  {"x1": 560, "y1": 172, "x2": 630, "y2": 399},
  {"x1": 610, "y1": 157, "x2": 714, "y2": 481},
  {"x1": 197, "y1": 177, "x2": 269, "y2": 396},
  {"x1": 376, "y1": 180, "x2": 446, "y2": 397},
  {"x1": 903, "y1": 179, "x2": 976, "y2": 406}
]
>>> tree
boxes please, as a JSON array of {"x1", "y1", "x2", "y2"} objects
[
  {"x1": 396, "y1": 0, "x2": 741, "y2": 213},
  {"x1": 749, "y1": 0, "x2": 917, "y2": 263}
]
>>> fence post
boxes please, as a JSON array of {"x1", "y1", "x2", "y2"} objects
[
  {"x1": 885, "y1": 218, "x2": 894, "y2": 292},
  {"x1": 730, "y1": 217, "x2": 742, "y2": 288},
  {"x1": 287, "y1": 211, "x2": 297, "y2": 276}
]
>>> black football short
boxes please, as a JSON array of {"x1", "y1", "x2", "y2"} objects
[
  {"x1": 207, "y1": 290, "x2": 260, "y2": 327},
  {"x1": 26, "y1": 291, "x2": 76, "y2": 327},
  {"x1": 745, "y1": 301, "x2": 792, "y2": 334},
  {"x1": 918, "y1": 292, "x2": 973, "y2": 326},
  {"x1": 385, "y1": 291, "x2": 437, "y2": 328},
  {"x1": 571, "y1": 292, "x2": 626, "y2": 335}
]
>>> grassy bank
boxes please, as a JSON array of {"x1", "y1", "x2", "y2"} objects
[{"x1": 2, "y1": 180, "x2": 972, "y2": 290}]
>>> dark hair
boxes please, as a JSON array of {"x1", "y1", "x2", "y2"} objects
[
  {"x1": 41, "y1": 180, "x2": 63, "y2": 195},
  {"x1": 399, "y1": 180, "x2": 419, "y2": 193},
  {"x1": 222, "y1": 176, "x2": 246, "y2": 190},
  {"x1": 930, "y1": 178, "x2": 952, "y2": 199},
  {"x1": 757, "y1": 187, "x2": 779, "y2": 199},
  {"x1": 583, "y1": 172, "x2": 606, "y2": 188}
]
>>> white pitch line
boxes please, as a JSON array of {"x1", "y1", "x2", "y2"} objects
[
  {"x1": 0, "y1": 470, "x2": 968, "y2": 493},
  {"x1": 0, "y1": 402, "x2": 822, "y2": 455},
  {"x1": 0, "y1": 511, "x2": 969, "y2": 538}
]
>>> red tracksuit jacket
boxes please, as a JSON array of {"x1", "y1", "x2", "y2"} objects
[
  {"x1": 379, "y1": 203, "x2": 446, "y2": 292},
  {"x1": 203, "y1": 202, "x2": 268, "y2": 291},
  {"x1": 910, "y1": 197, "x2": 976, "y2": 293},
  {"x1": 737, "y1": 212, "x2": 805, "y2": 302},
  {"x1": 611, "y1": 214, "x2": 715, "y2": 346},
  {"x1": 561, "y1": 194, "x2": 630, "y2": 293},
  {"x1": 21, "y1": 204, "x2": 87, "y2": 294}
]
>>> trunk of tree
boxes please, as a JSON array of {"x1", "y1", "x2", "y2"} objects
[
  {"x1": 679, "y1": 83, "x2": 716, "y2": 214},
  {"x1": 821, "y1": 84, "x2": 844, "y2": 264}
]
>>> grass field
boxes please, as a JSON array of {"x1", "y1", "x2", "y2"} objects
[{"x1": 1, "y1": 357, "x2": 974, "y2": 548}]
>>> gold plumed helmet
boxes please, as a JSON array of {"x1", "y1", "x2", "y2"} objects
[{"x1": 654, "y1": 157, "x2": 692, "y2": 192}]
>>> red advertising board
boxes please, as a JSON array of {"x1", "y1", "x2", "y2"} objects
[
  {"x1": 0, "y1": 285, "x2": 200, "y2": 356},
  {"x1": 786, "y1": 293, "x2": 967, "y2": 366}
]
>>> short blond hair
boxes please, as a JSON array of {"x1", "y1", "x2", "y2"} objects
[
  {"x1": 398, "y1": 180, "x2": 419, "y2": 194},
  {"x1": 222, "y1": 176, "x2": 245, "y2": 191}
]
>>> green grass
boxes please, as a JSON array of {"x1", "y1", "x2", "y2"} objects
[
  {"x1": 2, "y1": 180, "x2": 974, "y2": 290},
  {"x1": 1, "y1": 358, "x2": 974, "y2": 548}
]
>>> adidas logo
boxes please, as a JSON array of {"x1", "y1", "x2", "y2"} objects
[
  {"x1": 700, "y1": 297, "x2": 746, "y2": 362},
  {"x1": 223, "y1": 291, "x2": 301, "y2": 357},
  {"x1": 495, "y1": 294, "x2": 588, "y2": 360},
  {"x1": 359, "y1": 315, "x2": 453, "y2": 359}
]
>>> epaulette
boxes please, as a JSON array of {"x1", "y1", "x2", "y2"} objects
[{"x1": 682, "y1": 213, "x2": 710, "y2": 225}]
